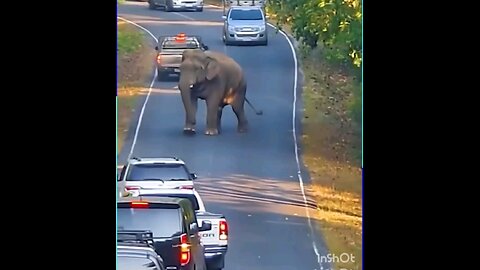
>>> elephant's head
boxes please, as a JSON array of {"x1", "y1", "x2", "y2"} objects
[{"x1": 178, "y1": 49, "x2": 220, "y2": 92}]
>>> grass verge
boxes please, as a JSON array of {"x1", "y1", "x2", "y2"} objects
[
  {"x1": 302, "y1": 49, "x2": 362, "y2": 269},
  {"x1": 267, "y1": 19, "x2": 362, "y2": 269},
  {"x1": 117, "y1": 19, "x2": 156, "y2": 153}
]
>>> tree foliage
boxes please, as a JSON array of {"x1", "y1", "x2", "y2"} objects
[{"x1": 267, "y1": 0, "x2": 362, "y2": 70}]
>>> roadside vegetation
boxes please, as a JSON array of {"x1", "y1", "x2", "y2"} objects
[
  {"x1": 266, "y1": 1, "x2": 362, "y2": 269},
  {"x1": 117, "y1": 19, "x2": 156, "y2": 153}
]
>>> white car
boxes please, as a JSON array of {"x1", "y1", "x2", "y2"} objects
[
  {"x1": 118, "y1": 157, "x2": 197, "y2": 192},
  {"x1": 132, "y1": 189, "x2": 229, "y2": 270}
]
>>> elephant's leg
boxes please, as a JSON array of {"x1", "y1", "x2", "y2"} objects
[
  {"x1": 205, "y1": 99, "x2": 220, "y2": 136},
  {"x1": 232, "y1": 99, "x2": 248, "y2": 133},
  {"x1": 217, "y1": 107, "x2": 223, "y2": 134},
  {"x1": 182, "y1": 94, "x2": 198, "y2": 135}
]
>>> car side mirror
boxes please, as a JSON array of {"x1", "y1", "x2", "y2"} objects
[
  {"x1": 199, "y1": 221, "x2": 212, "y2": 232},
  {"x1": 222, "y1": 15, "x2": 227, "y2": 20},
  {"x1": 155, "y1": 46, "x2": 158, "y2": 50},
  {"x1": 203, "y1": 45, "x2": 209, "y2": 50},
  {"x1": 118, "y1": 165, "x2": 127, "y2": 182},
  {"x1": 190, "y1": 173, "x2": 198, "y2": 180},
  {"x1": 189, "y1": 223, "x2": 198, "y2": 231}
]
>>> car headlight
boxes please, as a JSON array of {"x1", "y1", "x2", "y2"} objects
[
  {"x1": 228, "y1": 26, "x2": 235, "y2": 32},
  {"x1": 260, "y1": 25, "x2": 266, "y2": 31}
]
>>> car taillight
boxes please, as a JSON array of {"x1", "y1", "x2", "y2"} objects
[
  {"x1": 219, "y1": 220, "x2": 228, "y2": 240},
  {"x1": 179, "y1": 233, "x2": 191, "y2": 266},
  {"x1": 130, "y1": 201, "x2": 149, "y2": 208},
  {"x1": 179, "y1": 185, "x2": 194, "y2": 190},
  {"x1": 125, "y1": 186, "x2": 140, "y2": 191},
  {"x1": 156, "y1": 54, "x2": 161, "y2": 63}
]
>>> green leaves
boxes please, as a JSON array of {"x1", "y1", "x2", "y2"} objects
[{"x1": 267, "y1": 0, "x2": 362, "y2": 70}]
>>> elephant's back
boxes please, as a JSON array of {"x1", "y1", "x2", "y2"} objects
[{"x1": 206, "y1": 51, "x2": 243, "y2": 73}]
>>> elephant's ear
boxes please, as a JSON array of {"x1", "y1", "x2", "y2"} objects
[
  {"x1": 205, "y1": 57, "x2": 220, "y2": 80},
  {"x1": 182, "y1": 49, "x2": 195, "y2": 62}
]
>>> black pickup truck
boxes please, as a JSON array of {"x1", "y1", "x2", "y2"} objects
[
  {"x1": 117, "y1": 196, "x2": 212, "y2": 270},
  {"x1": 154, "y1": 33, "x2": 209, "y2": 81}
]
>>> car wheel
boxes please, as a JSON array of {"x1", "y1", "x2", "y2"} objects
[
  {"x1": 196, "y1": 7, "x2": 203, "y2": 12},
  {"x1": 262, "y1": 39, "x2": 268, "y2": 46},
  {"x1": 148, "y1": 1, "x2": 155, "y2": 9},
  {"x1": 165, "y1": 0, "x2": 173, "y2": 12}
]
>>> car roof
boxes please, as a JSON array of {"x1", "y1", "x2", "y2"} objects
[
  {"x1": 230, "y1": 6, "x2": 263, "y2": 11},
  {"x1": 118, "y1": 196, "x2": 182, "y2": 204},
  {"x1": 118, "y1": 245, "x2": 156, "y2": 253},
  {"x1": 128, "y1": 157, "x2": 185, "y2": 165},
  {"x1": 135, "y1": 189, "x2": 196, "y2": 196},
  {"x1": 117, "y1": 196, "x2": 193, "y2": 209},
  {"x1": 117, "y1": 249, "x2": 164, "y2": 270}
]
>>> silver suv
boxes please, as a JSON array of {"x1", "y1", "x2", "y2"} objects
[
  {"x1": 148, "y1": 0, "x2": 203, "y2": 12},
  {"x1": 222, "y1": 6, "x2": 269, "y2": 46}
]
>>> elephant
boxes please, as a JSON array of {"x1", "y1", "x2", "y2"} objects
[{"x1": 178, "y1": 49, "x2": 258, "y2": 136}]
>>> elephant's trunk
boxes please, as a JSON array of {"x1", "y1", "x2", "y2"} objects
[{"x1": 179, "y1": 76, "x2": 197, "y2": 128}]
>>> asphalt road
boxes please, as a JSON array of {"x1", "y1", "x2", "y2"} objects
[{"x1": 118, "y1": 2, "x2": 330, "y2": 269}]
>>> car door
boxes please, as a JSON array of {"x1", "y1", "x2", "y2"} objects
[{"x1": 183, "y1": 206, "x2": 206, "y2": 270}]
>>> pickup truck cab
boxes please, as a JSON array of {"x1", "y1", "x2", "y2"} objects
[
  {"x1": 118, "y1": 196, "x2": 212, "y2": 270},
  {"x1": 132, "y1": 189, "x2": 229, "y2": 270},
  {"x1": 155, "y1": 33, "x2": 209, "y2": 81},
  {"x1": 118, "y1": 156, "x2": 198, "y2": 193}
]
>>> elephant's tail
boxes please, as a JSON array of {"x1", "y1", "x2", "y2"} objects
[{"x1": 245, "y1": 97, "x2": 263, "y2": 115}]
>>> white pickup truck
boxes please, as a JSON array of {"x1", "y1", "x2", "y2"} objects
[{"x1": 130, "y1": 189, "x2": 228, "y2": 270}]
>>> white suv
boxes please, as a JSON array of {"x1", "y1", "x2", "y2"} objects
[{"x1": 118, "y1": 157, "x2": 198, "y2": 193}]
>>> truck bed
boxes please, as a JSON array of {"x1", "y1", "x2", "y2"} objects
[
  {"x1": 196, "y1": 211, "x2": 228, "y2": 248},
  {"x1": 158, "y1": 49, "x2": 185, "y2": 68}
]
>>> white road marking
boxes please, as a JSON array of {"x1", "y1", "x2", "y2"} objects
[
  {"x1": 117, "y1": 16, "x2": 158, "y2": 159},
  {"x1": 272, "y1": 22, "x2": 323, "y2": 268},
  {"x1": 173, "y1": 12, "x2": 195, "y2": 21},
  {"x1": 119, "y1": 10, "x2": 322, "y2": 267}
]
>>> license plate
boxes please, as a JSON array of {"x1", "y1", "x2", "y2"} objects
[
  {"x1": 174, "y1": 68, "x2": 180, "y2": 72},
  {"x1": 243, "y1": 28, "x2": 252, "y2": 31},
  {"x1": 186, "y1": 4, "x2": 193, "y2": 7}
]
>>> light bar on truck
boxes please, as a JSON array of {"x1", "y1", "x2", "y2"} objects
[{"x1": 130, "y1": 201, "x2": 149, "y2": 208}]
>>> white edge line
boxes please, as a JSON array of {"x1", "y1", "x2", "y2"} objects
[
  {"x1": 267, "y1": 24, "x2": 323, "y2": 268},
  {"x1": 117, "y1": 16, "x2": 158, "y2": 159},
  {"x1": 119, "y1": 11, "x2": 322, "y2": 267}
]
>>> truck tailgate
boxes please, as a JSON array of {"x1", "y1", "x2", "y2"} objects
[
  {"x1": 196, "y1": 211, "x2": 228, "y2": 247},
  {"x1": 159, "y1": 49, "x2": 184, "y2": 68},
  {"x1": 153, "y1": 237, "x2": 182, "y2": 268}
]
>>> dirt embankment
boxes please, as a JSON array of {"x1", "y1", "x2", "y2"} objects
[{"x1": 117, "y1": 20, "x2": 156, "y2": 153}]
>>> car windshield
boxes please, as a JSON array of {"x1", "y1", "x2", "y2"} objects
[
  {"x1": 118, "y1": 208, "x2": 182, "y2": 238},
  {"x1": 229, "y1": 9, "x2": 263, "y2": 20},
  {"x1": 118, "y1": 256, "x2": 158, "y2": 270},
  {"x1": 140, "y1": 194, "x2": 200, "y2": 211},
  {"x1": 126, "y1": 164, "x2": 191, "y2": 181},
  {"x1": 162, "y1": 40, "x2": 199, "y2": 49}
]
